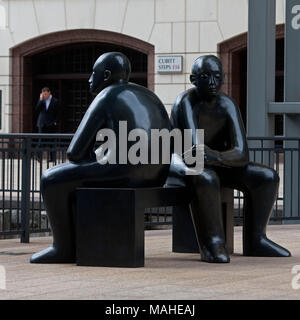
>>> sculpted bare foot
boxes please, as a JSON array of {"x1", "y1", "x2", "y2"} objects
[
  {"x1": 244, "y1": 236, "x2": 291, "y2": 257},
  {"x1": 30, "y1": 246, "x2": 76, "y2": 263}
]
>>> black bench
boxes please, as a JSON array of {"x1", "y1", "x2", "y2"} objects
[{"x1": 76, "y1": 187, "x2": 233, "y2": 267}]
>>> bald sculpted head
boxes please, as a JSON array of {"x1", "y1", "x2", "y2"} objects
[
  {"x1": 89, "y1": 52, "x2": 131, "y2": 94},
  {"x1": 190, "y1": 55, "x2": 224, "y2": 100}
]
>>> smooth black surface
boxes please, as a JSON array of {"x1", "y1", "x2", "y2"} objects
[
  {"x1": 76, "y1": 187, "x2": 191, "y2": 267},
  {"x1": 172, "y1": 187, "x2": 234, "y2": 255},
  {"x1": 30, "y1": 52, "x2": 171, "y2": 264},
  {"x1": 172, "y1": 203, "x2": 199, "y2": 254},
  {"x1": 76, "y1": 188, "x2": 144, "y2": 267},
  {"x1": 167, "y1": 55, "x2": 291, "y2": 263}
]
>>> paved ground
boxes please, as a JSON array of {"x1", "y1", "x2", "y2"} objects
[{"x1": 0, "y1": 225, "x2": 300, "y2": 300}]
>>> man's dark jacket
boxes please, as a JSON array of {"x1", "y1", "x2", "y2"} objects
[{"x1": 35, "y1": 97, "x2": 59, "y2": 129}]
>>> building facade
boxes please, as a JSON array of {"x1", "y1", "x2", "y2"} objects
[{"x1": 0, "y1": 0, "x2": 286, "y2": 133}]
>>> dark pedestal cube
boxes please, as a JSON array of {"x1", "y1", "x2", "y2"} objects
[
  {"x1": 76, "y1": 186, "x2": 234, "y2": 268},
  {"x1": 76, "y1": 188, "x2": 144, "y2": 267}
]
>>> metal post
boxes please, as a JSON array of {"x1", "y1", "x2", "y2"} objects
[
  {"x1": 247, "y1": 0, "x2": 276, "y2": 165},
  {"x1": 21, "y1": 137, "x2": 31, "y2": 243},
  {"x1": 284, "y1": 0, "x2": 300, "y2": 221}
]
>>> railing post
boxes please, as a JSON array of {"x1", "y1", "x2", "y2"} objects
[{"x1": 21, "y1": 137, "x2": 31, "y2": 243}]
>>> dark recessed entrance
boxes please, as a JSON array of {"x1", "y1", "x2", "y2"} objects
[
  {"x1": 218, "y1": 24, "x2": 285, "y2": 136},
  {"x1": 11, "y1": 29, "x2": 154, "y2": 133},
  {"x1": 32, "y1": 43, "x2": 148, "y2": 133}
]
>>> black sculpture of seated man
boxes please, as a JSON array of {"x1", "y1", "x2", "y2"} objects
[
  {"x1": 30, "y1": 52, "x2": 171, "y2": 263},
  {"x1": 167, "y1": 55, "x2": 291, "y2": 263}
]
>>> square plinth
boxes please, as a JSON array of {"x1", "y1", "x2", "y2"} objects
[{"x1": 76, "y1": 188, "x2": 144, "y2": 267}]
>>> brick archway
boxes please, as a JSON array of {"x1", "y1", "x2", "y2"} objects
[
  {"x1": 218, "y1": 24, "x2": 284, "y2": 98},
  {"x1": 218, "y1": 24, "x2": 285, "y2": 127},
  {"x1": 10, "y1": 29, "x2": 154, "y2": 133}
]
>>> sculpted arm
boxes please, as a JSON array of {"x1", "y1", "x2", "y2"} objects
[
  {"x1": 175, "y1": 97, "x2": 247, "y2": 167},
  {"x1": 218, "y1": 97, "x2": 249, "y2": 167},
  {"x1": 67, "y1": 96, "x2": 105, "y2": 162},
  {"x1": 170, "y1": 98, "x2": 199, "y2": 144},
  {"x1": 171, "y1": 99, "x2": 205, "y2": 165}
]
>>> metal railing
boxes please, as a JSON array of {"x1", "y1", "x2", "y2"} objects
[
  {"x1": 234, "y1": 137, "x2": 300, "y2": 224},
  {"x1": 0, "y1": 134, "x2": 71, "y2": 241},
  {"x1": 0, "y1": 134, "x2": 299, "y2": 241}
]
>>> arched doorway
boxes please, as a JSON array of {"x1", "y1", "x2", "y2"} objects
[
  {"x1": 11, "y1": 29, "x2": 154, "y2": 133},
  {"x1": 218, "y1": 24, "x2": 284, "y2": 135}
]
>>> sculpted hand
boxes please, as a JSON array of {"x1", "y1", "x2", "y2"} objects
[
  {"x1": 204, "y1": 145, "x2": 219, "y2": 164},
  {"x1": 182, "y1": 144, "x2": 203, "y2": 167},
  {"x1": 204, "y1": 146, "x2": 229, "y2": 167}
]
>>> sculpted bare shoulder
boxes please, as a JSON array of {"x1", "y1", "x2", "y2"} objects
[
  {"x1": 218, "y1": 92, "x2": 239, "y2": 113},
  {"x1": 172, "y1": 87, "x2": 197, "y2": 110},
  {"x1": 88, "y1": 84, "x2": 121, "y2": 114}
]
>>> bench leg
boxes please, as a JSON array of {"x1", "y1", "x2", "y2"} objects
[
  {"x1": 221, "y1": 188, "x2": 234, "y2": 254},
  {"x1": 76, "y1": 189, "x2": 144, "y2": 267},
  {"x1": 172, "y1": 204, "x2": 200, "y2": 253},
  {"x1": 173, "y1": 188, "x2": 234, "y2": 255}
]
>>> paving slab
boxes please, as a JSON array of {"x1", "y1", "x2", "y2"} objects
[{"x1": 0, "y1": 225, "x2": 299, "y2": 300}]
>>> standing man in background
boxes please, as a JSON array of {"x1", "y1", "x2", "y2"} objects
[
  {"x1": 35, "y1": 87, "x2": 60, "y2": 162},
  {"x1": 36, "y1": 87, "x2": 59, "y2": 134}
]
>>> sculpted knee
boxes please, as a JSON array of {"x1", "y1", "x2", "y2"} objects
[
  {"x1": 40, "y1": 171, "x2": 50, "y2": 193},
  {"x1": 192, "y1": 170, "x2": 220, "y2": 190},
  {"x1": 40, "y1": 168, "x2": 57, "y2": 194},
  {"x1": 264, "y1": 168, "x2": 280, "y2": 187}
]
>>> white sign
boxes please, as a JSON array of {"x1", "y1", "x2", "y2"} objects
[{"x1": 156, "y1": 56, "x2": 183, "y2": 73}]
